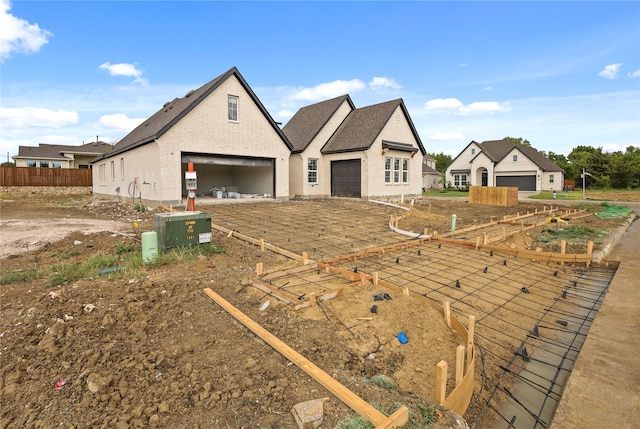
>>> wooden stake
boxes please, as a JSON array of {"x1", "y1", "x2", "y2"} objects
[
  {"x1": 561, "y1": 240, "x2": 566, "y2": 266},
  {"x1": 256, "y1": 262, "x2": 263, "y2": 276},
  {"x1": 475, "y1": 236, "x2": 480, "y2": 250},
  {"x1": 403, "y1": 287, "x2": 410, "y2": 296},
  {"x1": 466, "y1": 315, "x2": 475, "y2": 369},
  {"x1": 303, "y1": 252, "x2": 309, "y2": 265},
  {"x1": 455, "y1": 345, "x2": 465, "y2": 387},
  {"x1": 260, "y1": 239, "x2": 265, "y2": 252},
  {"x1": 309, "y1": 292, "x2": 317, "y2": 307},
  {"x1": 372, "y1": 272, "x2": 379, "y2": 286},
  {"x1": 360, "y1": 273, "x2": 367, "y2": 286},
  {"x1": 227, "y1": 230, "x2": 233, "y2": 238},
  {"x1": 444, "y1": 301, "x2": 451, "y2": 328},
  {"x1": 436, "y1": 360, "x2": 448, "y2": 404},
  {"x1": 202, "y1": 288, "x2": 408, "y2": 428}
]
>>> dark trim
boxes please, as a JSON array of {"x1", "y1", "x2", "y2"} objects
[{"x1": 382, "y1": 140, "x2": 418, "y2": 153}]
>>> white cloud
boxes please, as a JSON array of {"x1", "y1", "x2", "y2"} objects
[
  {"x1": 369, "y1": 77, "x2": 401, "y2": 91},
  {"x1": 289, "y1": 79, "x2": 365, "y2": 101},
  {"x1": 628, "y1": 70, "x2": 640, "y2": 78},
  {"x1": 484, "y1": 86, "x2": 493, "y2": 91},
  {"x1": 0, "y1": 106, "x2": 78, "y2": 128},
  {"x1": 0, "y1": 0, "x2": 52, "y2": 61},
  {"x1": 425, "y1": 98, "x2": 464, "y2": 110},
  {"x1": 97, "y1": 113, "x2": 145, "y2": 131},
  {"x1": 459, "y1": 101, "x2": 510, "y2": 115},
  {"x1": 598, "y1": 63, "x2": 622, "y2": 79},
  {"x1": 99, "y1": 62, "x2": 148, "y2": 85},
  {"x1": 429, "y1": 133, "x2": 464, "y2": 141},
  {"x1": 277, "y1": 109, "x2": 294, "y2": 119}
]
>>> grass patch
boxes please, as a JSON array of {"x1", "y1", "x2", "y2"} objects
[
  {"x1": 535, "y1": 225, "x2": 606, "y2": 244},
  {"x1": 422, "y1": 190, "x2": 468, "y2": 198},
  {"x1": 0, "y1": 269, "x2": 42, "y2": 285},
  {"x1": 334, "y1": 402, "x2": 443, "y2": 429},
  {"x1": 361, "y1": 374, "x2": 397, "y2": 389}
]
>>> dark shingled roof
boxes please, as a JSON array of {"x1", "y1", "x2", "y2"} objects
[
  {"x1": 519, "y1": 145, "x2": 564, "y2": 172},
  {"x1": 476, "y1": 139, "x2": 563, "y2": 171},
  {"x1": 15, "y1": 142, "x2": 112, "y2": 159},
  {"x1": 282, "y1": 95, "x2": 354, "y2": 153},
  {"x1": 93, "y1": 67, "x2": 291, "y2": 162},
  {"x1": 321, "y1": 99, "x2": 426, "y2": 155}
]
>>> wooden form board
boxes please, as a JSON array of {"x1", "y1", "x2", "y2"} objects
[{"x1": 203, "y1": 288, "x2": 408, "y2": 428}]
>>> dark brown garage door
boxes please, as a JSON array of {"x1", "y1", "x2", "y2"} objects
[
  {"x1": 331, "y1": 159, "x2": 361, "y2": 198},
  {"x1": 496, "y1": 175, "x2": 536, "y2": 191}
]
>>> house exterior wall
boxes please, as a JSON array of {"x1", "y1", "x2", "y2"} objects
[
  {"x1": 289, "y1": 100, "x2": 353, "y2": 198},
  {"x1": 93, "y1": 75, "x2": 290, "y2": 205},
  {"x1": 367, "y1": 106, "x2": 423, "y2": 198},
  {"x1": 446, "y1": 142, "x2": 481, "y2": 187},
  {"x1": 15, "y1": 158, "x2": 73, "y2": 168},
  {"x1": 542, "y1": 171, "x2": 563, "y2": 191}
]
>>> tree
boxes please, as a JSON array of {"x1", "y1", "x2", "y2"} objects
[
  {"x1": 503, "y1": 136, "x2": 531, "y2": 147},
  {"x1": 429, "y1": 152, "x2": 453, "y2": 173}
]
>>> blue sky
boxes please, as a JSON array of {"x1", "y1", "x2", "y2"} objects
[{"x1": 1, "y1": 0, "x2": 639, "y2": 161}]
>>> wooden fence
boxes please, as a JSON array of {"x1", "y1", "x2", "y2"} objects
[
  {"x1": 469, "y1": 186, "x2": 519, "y2": 206},
  {"x1": 0, "y1": 167, "x2": 92, "y2": 187}
]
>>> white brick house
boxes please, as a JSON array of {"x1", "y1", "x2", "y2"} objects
[
  {"x1": 91, "y1": 67, "x2": 292, "y2": 205},
  {"x1": 283, "y1": 95, "x2": 426, "y2": 199},
  {"x1": 445, "y1": 139, "x2": 564, "y2": 191}
]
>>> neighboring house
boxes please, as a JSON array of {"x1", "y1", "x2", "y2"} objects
[
  {"x1": 13, "y1": 142, "x2": 112, "y2": 168},
  {"x1": 283, "y1": 95, "x2": 426, "y2": 199},
  {"x1": 422, "y1": 154, "x2": 441, "y2": 190},
  {"x1": 91, "y1": 67, "x2": 292, "y2": 205},
  {"x1": 446, "y1": 140, "x2": 564, "y2": 191}
]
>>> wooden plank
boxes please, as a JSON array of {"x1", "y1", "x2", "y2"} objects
[
  {"x1": 294, "y1": 289, "x2": 342, "y2": 310},
  {"x1": 436, "y1": 360, "x2": 448, "y2": 404},
  {"x1": 203, "y1": 288, "x2": 408, "y2": 428},
  {"x1": 249, "y1": 281, "x2": 294, "y2": 304}
]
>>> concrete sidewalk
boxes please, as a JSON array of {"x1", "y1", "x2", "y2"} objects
[{"x1": 549, "y1": 216, "x2": 640, "y2": 429}]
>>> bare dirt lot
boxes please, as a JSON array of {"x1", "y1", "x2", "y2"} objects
[{"x1": 0, "y1": 195, "x2": 630, "y2": 429}]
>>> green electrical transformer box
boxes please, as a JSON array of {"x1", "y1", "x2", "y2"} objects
[{"x1": 153, "y1": 211, "x2": 212, "y2": 251}]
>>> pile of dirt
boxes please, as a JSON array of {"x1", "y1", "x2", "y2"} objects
[{"x1": 0, "y1": 195, "x2": 629, "y2": 429}]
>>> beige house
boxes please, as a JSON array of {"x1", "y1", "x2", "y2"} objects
[
  {"x1": 91, "y1": 67, "x2": 292, "y2": 205},
  {"x1": 283, "y1": 95, "x2": 426, "y2": 199},
  {"x1": 445, "y1": 139, "x2": 564, "y2": 191},
  {"x1": 422, "y1": 155, "x2": 441, "y2": 190},
  {"x1": 13, "y1": 142, "x2": 112, "y2": 168}
]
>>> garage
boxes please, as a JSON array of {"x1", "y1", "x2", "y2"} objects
[
  {"x1": 496, "y1": 175, "x2": 536, "y2": 191},
  {"x1": 181, "y1": 153, "x2": 275, "y2": 198},
  {"x1": 331, "y1": 159, "x2": 361, "y2": 198}
]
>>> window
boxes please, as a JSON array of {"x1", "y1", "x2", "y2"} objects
[
  {"x1": 461, "y1": 174, "x2": 468, "y2": 187},
  {"x1": 471, "y1": 148, "x2": 476, "y2": 155},
  {"x1": 99, "y1": 164, "x2": 106, "y2": 185},
  {"x1": 454, "y1": 174, "x2": 468, "y2": 187},
  {"x1": 512, "y1": 155, "x2": 518, "y2": 162},
  {"x1": 40, "y1": 161, "x2": 49, "y2": 167},
  {"x1": 27, "y1": 160, "x2": 36, "y2": 167},
  {"x1": 110, "y1": 160, "x2": 115, "y2": 181},
  {"x1": 51, "y1": 162, "x2": 61, "y2": 168},
  {"x1": 228, "y1": 95, "x2": 238, "y2": 121},
  {"x1": 454, "y1": 175, "x2": 460, "y2": 187},
  {"x1": 120, "y1": 158, "x2": 125, "y2": 180},
  {"x1": 402, "y1": 159, "x2": 409, "y2": 183},
  {"x1": 384, "y1": 157, "x2": 392, "y2": 183},
  {"x1": 549, "y1": 174, "x2": 555, "y2": 184},
  {"x1": 393, "y1": 158, "x2": 400, "y2": 183},
  {"x1": 307, "y1": 158, "x2": 318, "y2": 184}
]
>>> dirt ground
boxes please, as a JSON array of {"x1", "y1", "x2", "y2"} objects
[{"x1": 0, "y1": 195, "x2": 629, "y2": 429}]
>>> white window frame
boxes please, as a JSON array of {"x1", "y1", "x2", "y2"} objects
[
  {"x1": 402, "y1": 158, "x2": 409, "y2": 183},
  {"x1": 393, "y1": 158, "x2": 400, "y2": 183},
  {"x1": 228, "y1": 95, "x2": 238, "y2": 121},
  {"x1": 384, "y1": 157, "x2": 392, "y2": 184},
  {"x1": 513, "y1": 155, "x2": 518, "y2": 162},
  {"x1": 120, "y1": 158, "x2": 125, "y2": 180},
  {"x1": 461, "y1": 174, "x2": 468, "y2": 187},
  {"x1": 549, "y1": 174, "x2": 555, "y2": 184},
  {"x1": 307, "y1": 158, "x2": 318, "y2": 184},
  {"x1": 110, "y1": 160, "x2": 115, "y2": 181},
  {"x1": 471, "y1": 148, "x2": 476, "y2": 155},
  {"x1": 454, "y1": 174, "x2": 460, "y2": 187}
]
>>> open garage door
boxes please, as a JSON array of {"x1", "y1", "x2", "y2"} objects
[
  {"x1": 331, "y1": 159, "x2": 361, "y2": 198},
  {"x1": 496, "y1": 175, "x2": 536, "y2": 191},
  {"x1": 182, "y1": 153, "x2": 275, "y2": 198}
]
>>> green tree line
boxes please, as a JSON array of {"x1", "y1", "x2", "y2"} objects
[{"x1": 429, "y1": 139, "x2": 640, "y2": 189}]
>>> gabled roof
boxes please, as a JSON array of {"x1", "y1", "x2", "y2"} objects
[
  {"x1": 93, "y1": 67, "x2": 292, "y2": 162},
  {"x1": 321, "y1": 99, "x2": 426, "y2": 155},
  {"x1": 14, "y1": 142, "x2": 112, "y2": 160},
  {"x1": 519, "y1": 145, "x2": 564, "y2": 172},
  {"x1": 478, "y1": 139, "x2": 515, "y2": 162},
  {"x1": 282, "y1": 95, "x2": 355, "y2": 154}
]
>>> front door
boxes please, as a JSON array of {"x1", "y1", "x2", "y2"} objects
[{"x1": 482, "y1": 172, "x2": 488, "y2": 186}]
